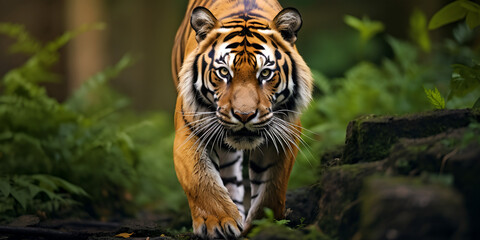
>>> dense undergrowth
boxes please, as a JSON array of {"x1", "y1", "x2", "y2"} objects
[{"x1": 0, "y1": 23, "x2": 185, "y2": 222}]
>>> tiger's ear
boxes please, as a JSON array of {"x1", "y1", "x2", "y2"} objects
[
  {"x1": 273, "y1": 8, "x2": 302, "y2": 43},
  {"x1": 191, "y1": 7, "x2": 218, "y2": 43}
]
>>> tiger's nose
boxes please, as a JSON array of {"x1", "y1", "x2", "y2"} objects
[{"x1": 232, "y1": 109, "x2": 257, "y2": 123}]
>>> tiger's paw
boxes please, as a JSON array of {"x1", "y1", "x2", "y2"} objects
[{"x1": 193, "y1": 215, "x2": 243, "y2": 239}]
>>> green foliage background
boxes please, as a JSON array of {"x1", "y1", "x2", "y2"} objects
[
  {"x1": 1, "y1": 1, "x2": 480, "y2": 225},
  {"x1": 290, "y1": 10, "x2": 480, "y2": 187},
  {"x1": 0, "y1": 23, "x2": 185, "y2": 221}
]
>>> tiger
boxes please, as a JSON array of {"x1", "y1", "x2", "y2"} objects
[{"x1": 171, "y1": 0, "x2": 313, "y2": 238}]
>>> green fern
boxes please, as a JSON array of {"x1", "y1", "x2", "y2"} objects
[
  {"x1": 424, "y1": 87, "x2": 446, "y2": 109},
  {"x1": 0, "y1": 22, "x2": 184, "y2": 221},
  {"x1": 344, "y1": 15, "x2": 384, "y2": 44},
  {"x1": 0, "y1": 175, "x2": 88, "y2": 218},
  {"x1": 0, "y1": 22, "x2": 141, "y2": 220}
]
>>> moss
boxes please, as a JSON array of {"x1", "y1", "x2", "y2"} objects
[
  {"x1": 173, "y1": 233, "x2": 197, "y2": 240},
  {"x1": 316, "y1": 161, "x2": 386, "y2": 238},
  {"x1": 343, "y1": 109, "x2": 480, "y2": 164},
  {"x1": 249, "y1": 225, "x2": 301, "y2": 240},
  {"x1": 359, "y1": 176, "x2": 468, "y2": 240},
  {"x1": 384, "y1": 127, "x2": 480, "y2": 238}
]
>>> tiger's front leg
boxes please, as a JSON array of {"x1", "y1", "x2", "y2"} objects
[
  {"x1": 244, "y1": 140, "x2": 298, "y2": 232},
  {"x1": 173, "y1": 111, "x2": 243, "y2": 239}
]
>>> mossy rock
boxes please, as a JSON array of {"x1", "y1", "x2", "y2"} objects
[
  {"x1": 343, "y1": 109, "x2": 480, "y2": 164},
  {"x1": 386, "y1": 126, "x2": 480, "y2": 239},
  {"x1": 357, "y1": 176, "x2": 468, "y2": 240},
  {"x1": 286, "y1": 185, "x2": 322, "y2": 227},
  {"x1": 316, "y1": 161, "x2": 386, "y2": 239}
]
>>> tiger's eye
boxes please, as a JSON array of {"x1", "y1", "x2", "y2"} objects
[
  {"x1": 220, "y1": 67, "x2": 229, "y2": 76},
  {"x1": 261, "y1": 69, "x2": 271, "y2": 78}
]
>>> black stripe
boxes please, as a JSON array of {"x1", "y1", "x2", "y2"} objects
[
  {"x1": 219, "y1": 118, "x2": 236, "y2": 126},
  {"x1": 250, "y1": 43, "x2": 264, "y2": 50},
  {"x1": 283, "y1": 52, "x2": 299, "y2": 111},
  {"x1": 215, "y1": 228, "x2": 224, "y2": 239},
  {"x1": 271, "y1": 40, "x2": 278, "y2": 49},
  {"x1": 224, "y1": 32, "x2": 241, "y2": 41},
  {"x1": 225, "y1": 20, "x2": 244, "y2": 24},
  {"x1": 222, "y1": 177, "x2": 242, "y2": 186},
  {"x1": 192, "y1": 54, "x2": 214, "y2": 111},
  {"x1": 208, "y1": 42, "x2": 216, "y2": 58},
  {"x1": 275, "y1": 49, "x2": 282, "y2": 60},
  {"x1": 211, "y1": 159, "x2": 220, "y2": 172},
  {"x1": 276, "y1": 89, "x2": 290, "y2": 103},
  {"x1": 250, "y1": 161, "x2": 275, "y2": 173},
  {"x1": 226, "y1": 42, "x2": 241, "y2": 49},
  {"x1": 248, "y1": 25, "x2": 270, "y2": 30},
  {"x1": 286, "y1": 52, "x2": 298, "y2": 85},
  {"x1": 221, "y1": 11, "x2": 245, "y2": 20},
  {"x1": 218, "y1": 111, "x2": 230, "y2": 119},
  {"x1": 272, "y1": 73, "x2": 281, "y2": 90},
  {"x1": 250, "y1": 179, "x2": 267, "y2": 185},
  {"x1": 213, "y1": 149, "x2": 220, "y2": 160},
  {"x1": 249, "y1": 20, "x2": 267, "y2": 26},
  {"x1": 252, "y1": 32, "x2": 267, "y2": 43},
  {"x1": 202, "y1": 224, "x2": 207, "y2": 237},
  {"x1": 220, "y1": 156, "x2": 241, "y2": 169},
  {"x1": 200, "y1": 55, "x2": 216, "y2": 105},
  {"x1": 232, "y1": 199, "x2": 244, "y2": 205},
  {"x1": 258, "y1": 111, "x2": 271, "y2": 119},
  {"x1": 221, "y1": 24, "x2": 245, "y2": 29},
  {"x1": 251, "y1": 194, "x2": 259, "y2": 199},
  {"x1": 282, "y1": 61, "x2": 290, "y2": 87}
]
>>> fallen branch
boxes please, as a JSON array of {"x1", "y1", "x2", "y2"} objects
[{"x1": 0, "y1": 226, "x2": 87, "y2": 240}]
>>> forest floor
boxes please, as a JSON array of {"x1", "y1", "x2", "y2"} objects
[{"x1": 1, "y1": 108, "x2": 479, "y2": 240}]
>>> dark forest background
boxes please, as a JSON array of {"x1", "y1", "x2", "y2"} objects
[{"x1": 0, "y1": 0, "x2": 447, "y2": 111}]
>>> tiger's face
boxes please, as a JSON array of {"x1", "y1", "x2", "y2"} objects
[{"x1": 179, "y1": 7, "x2": 312, "y2": 150}]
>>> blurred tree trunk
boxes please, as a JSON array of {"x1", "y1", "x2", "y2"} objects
[
  {"x1": 65, "y1": 0, "x2": 106, "y2": 94},
  {"x1": 0, "y1": 0, "x2": 67, "y2": 100},
  {"x1": 105, "y1": 0, "x2": 185, "y2": 112}
]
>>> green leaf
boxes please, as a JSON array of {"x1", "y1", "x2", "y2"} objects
[
  {"x1": 459, "y1": 0, "x2": 480, "y2": 12},
  {"x1": 424, "y1": 87, "x2": 446, "y2": 109},
  {"x1": 0, "y1": 131, "x2": 13, "y2": 141},
  {"x1": 386, "y1": 36, "x2": 417, "y2": 71},
  {"x1": 264, "y1": 207, "x2": 274, "y2": 221},
  {"x1": 473, "y1": 96, "x2": 480, "y2": 108},
  {"x1": 450, "y1": 64, "x2": 480, "y2": 98},
  {"x1": 10, "y1": 187, "x2": 30, "y2": 210},
  {"x1": 0, "y1": 23, "x2": 41, "y2": 54},
  {"x1": 344, "y1": 15, "x2": 384, "y2": 43},
  {"x1": 409, "y1": 9, "x2": 431, "y2": 52},
  {"x1": 65, "y1": 54, "x2": 134, "y2": 114},
  {"x1": 31, "y1": 174, "x2": 57, "y2": 192},
  {"x1": 33, "y1": 175, "x2": 88, "y2": 197},
  {"x1": 466, "y1": 11, "x2": 480, "y2": 29},
  {"x1": 43, "y1": 22, "x2": 106, "y2": 54},
  {"x1": 429, "y1": 1, "x2": 468, "y2": 29},
  {"x1": 0, "y1": 179, "x2": 11, "y2": 197}
]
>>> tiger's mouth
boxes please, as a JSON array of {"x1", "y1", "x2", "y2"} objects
[
  {"x1": 224, "y1": 127, "x2": 265, "y2": 150},
  {"x1": 231, "y1": 128, "x2": 261, "y2": 137}
]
